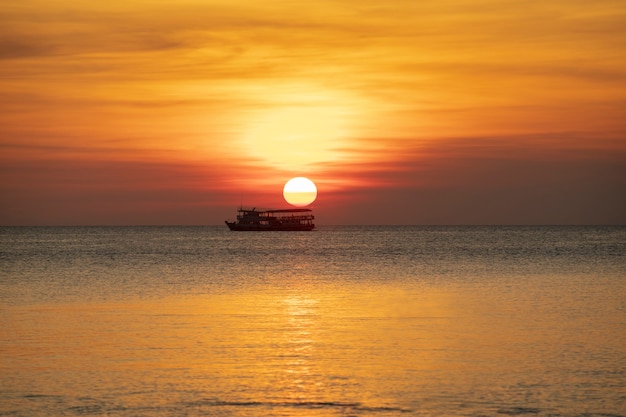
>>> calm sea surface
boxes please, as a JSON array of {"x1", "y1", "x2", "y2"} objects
[{"x1": 1, "y1": 226, "x2": 625, "y2": 417}]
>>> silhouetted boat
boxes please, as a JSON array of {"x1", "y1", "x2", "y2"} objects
[{"x1": 225, "y1": 207, "x2": 315, "y2": 231}]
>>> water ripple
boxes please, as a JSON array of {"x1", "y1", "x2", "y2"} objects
[{"x1": 183, "y1": 399, "x2": 412, "y2": 413}]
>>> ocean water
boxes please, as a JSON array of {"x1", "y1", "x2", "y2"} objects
[{"x1": 1, "y1": 225, "x2": 625, "y2": 417}]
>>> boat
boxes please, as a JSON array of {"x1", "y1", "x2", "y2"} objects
[{"x1": 225, "y1": 207, "x2": 315, "y2": 231}]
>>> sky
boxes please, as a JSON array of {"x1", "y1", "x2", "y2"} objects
[{"x1": 1, "y1": 0, "x2": 625, "y2": 225}]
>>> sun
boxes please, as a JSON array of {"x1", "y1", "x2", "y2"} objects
[{"x1": 283, "y1": 177, "x2": 317, "y2": 207}]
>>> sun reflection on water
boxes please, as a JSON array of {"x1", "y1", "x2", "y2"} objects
[{"x1": 274, "y1": 295, "x2": 320, "y2": 402}]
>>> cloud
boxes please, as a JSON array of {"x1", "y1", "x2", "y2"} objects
[{"x1": 315, "y1": 134, "x2": 626, "y2": 224}]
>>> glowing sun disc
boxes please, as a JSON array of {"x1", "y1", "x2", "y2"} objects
[{"x1": 283, "y1": 177, "x2": 317, "y2": 207}]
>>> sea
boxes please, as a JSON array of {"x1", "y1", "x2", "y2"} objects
[{"x1": 1, "y1": 225, "x2": 625, "y2": 417}]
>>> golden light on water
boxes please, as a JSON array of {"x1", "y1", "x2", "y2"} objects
[{"x1": 3, "y1": 270, "x2": 625, "y2": 415}]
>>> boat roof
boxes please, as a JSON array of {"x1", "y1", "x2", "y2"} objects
[{"x1": 238, "y1": 207, "x2": 312, "y2": 213}]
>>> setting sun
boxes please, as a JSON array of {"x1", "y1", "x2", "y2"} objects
[{"x1": 283, "y1": 177, "x2": 317, "y2": 207}]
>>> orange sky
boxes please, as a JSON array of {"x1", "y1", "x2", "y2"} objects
[{"x1": 1, "y1": 0, "x2": 625, "y2": 225}]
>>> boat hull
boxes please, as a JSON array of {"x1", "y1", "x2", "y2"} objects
[{"x1": 225, "y1": 221, "x2": 314, "y2": 231}]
